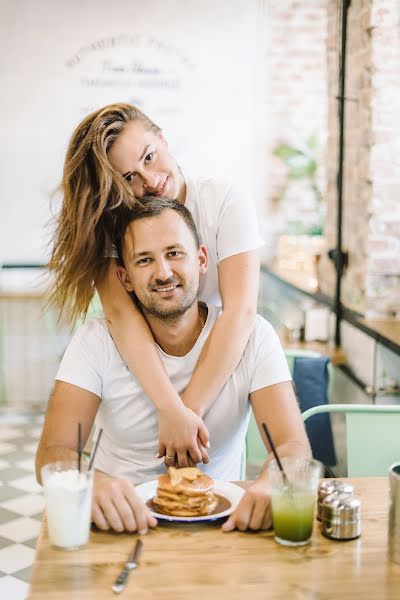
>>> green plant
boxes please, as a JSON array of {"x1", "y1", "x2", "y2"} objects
[
  {"x1": 273, "y1": 133, "x2": 323, "y2": 205},
  {"x1": 273, "y1": 133, "x2": 324, "y2": 236}
]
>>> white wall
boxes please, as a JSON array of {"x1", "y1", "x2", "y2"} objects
[{"x1": 1, "y1": 0, "x2": 268, "y2": 264}]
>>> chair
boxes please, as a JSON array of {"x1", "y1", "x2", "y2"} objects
[
  {"x1": 302, "y1": 404, "x2": 400, "y2": 477},
  {"x1": 245, "y1": 351, "x2": 335, "y2": 472}
]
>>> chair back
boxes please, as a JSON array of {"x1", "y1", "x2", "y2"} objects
[{"x1": 302, "y1": 404, "x2": 400, "y2": 477}]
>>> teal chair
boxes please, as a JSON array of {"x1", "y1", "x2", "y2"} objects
[{"x1": 302, "y1": 404, "x2": 400, "y2": 477}]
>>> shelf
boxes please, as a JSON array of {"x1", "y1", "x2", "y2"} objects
[
  {"x1": 262, "y1": 263, "x2": 334, "y2": 308},
  {"x1": 353, "y1": 317, "x2": 400, "y2": 355},
  {"x1": 276, "y1": 329, "x2": 347, "y2": 366},
  {"x1": 262, "y1": 263, "x2": 400, "y2": 356}
]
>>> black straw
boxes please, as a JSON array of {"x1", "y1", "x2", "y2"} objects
[
  {"x1": 77, "y1": 423, "x2": 82, "y2": 473},
  {"x1": 262, "y1": 422, "x2": 290, "y2": 487},
  {"x1": 88, "y1": 429, "x2": 103, "y2": 471}
]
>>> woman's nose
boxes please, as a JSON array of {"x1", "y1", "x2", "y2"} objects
[{"x1": 142, "y1": 172, "x2": 159, "y2": 191}]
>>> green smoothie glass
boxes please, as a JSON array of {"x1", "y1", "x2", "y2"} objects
[{"x1": 269, "y1": 457, "x2": 322, "y2": 546}]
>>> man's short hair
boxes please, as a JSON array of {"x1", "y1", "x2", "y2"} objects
[{"x1": 114, "y1": 196, "x2": 200, "y2": 266}]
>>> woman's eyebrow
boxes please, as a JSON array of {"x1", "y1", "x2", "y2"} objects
[{"x1": 122, "y1": 144, "x2": 151, "y2": 178}]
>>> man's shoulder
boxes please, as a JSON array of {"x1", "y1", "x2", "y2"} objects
[
  {"x1": 249, "y1": 314, "x2": 280, "y2": 348},
  {"x1": 72, "y1": 317, "x2": 111, "y2": 347},
  {"x1": 253, "y1": 313, "x2": 275, "y2": 333}
]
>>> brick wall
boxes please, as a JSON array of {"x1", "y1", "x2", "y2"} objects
[
  {"x1": 367, "y1": 0, "x2": 400, "y2": 317},
  {"x1": 265, "y1": 0, "x2": 328, "y2": 246},
  {"x1": 319, "y1": 0, "x2": 400, "y2": 317}
]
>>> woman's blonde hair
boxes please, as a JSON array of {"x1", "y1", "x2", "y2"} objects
[{"x1": 47, "y1": 103, "x2": 161, "y2": 323}]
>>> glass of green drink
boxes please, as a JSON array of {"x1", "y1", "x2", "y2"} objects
[{"x1": 269, "y1": 457, "x2": 322, "y2": 546}]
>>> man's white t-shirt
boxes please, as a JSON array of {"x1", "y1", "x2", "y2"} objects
[
  {"x1": 56, "y1": 305, "x2": 291, "y2": 484},
  {"x1": 110, "y1": 176, "x2": 264, "y2": 306}
]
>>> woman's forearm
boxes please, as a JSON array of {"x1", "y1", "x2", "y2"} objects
[
  {"x1": 182, "y1": 250, "x2": 260, "y2": 416},
  {"x1": 97, "y1": 261, "x2": 182, "y2": 412},
  {"x1": 108, "y1": 307, "x2": 184, "y2": 411},
  {"x1": 182, "y1": 306, "x2": 255, "y2": 415}
]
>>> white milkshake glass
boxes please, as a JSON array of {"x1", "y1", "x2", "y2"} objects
[{"x1": 41, "y1": 461, "x2": 94, "y2": 550}]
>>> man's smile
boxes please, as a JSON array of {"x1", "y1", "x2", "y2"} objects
[
  {"x1": 153, "y1": 284, "x2": 179, "y2": 292},
  {"x1": 151, "y1": 282, "x2": 181, "y2": 296}
]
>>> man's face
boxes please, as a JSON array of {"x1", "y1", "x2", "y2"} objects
[
  {"x1": 108, "y1": 120, "x2": 185, "y2": 203},
  {"x1": 119, "y1": 210, "x2": 207, "y2": 321}
]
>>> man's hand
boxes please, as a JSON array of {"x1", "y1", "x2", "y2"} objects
[
  {"x1": 222, "y1": 478, "x2": 272, "y2": 532},
  {"x1": 157, "y1": 404, "x2": 210, "y2": 467},
  {"x1": 92, "y1": 471, "x2": 157, "y2": 534}
]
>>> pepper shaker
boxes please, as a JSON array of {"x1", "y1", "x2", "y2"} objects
[{"x1": 321, "y1": 492, "x2": 361, "y2": 540}]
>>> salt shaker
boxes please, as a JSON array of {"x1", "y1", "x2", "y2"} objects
[
  {"x1": 321, "y1": 492, "x2": 361, "y2": 540},
  {"x1": 317, "y1": 480, "x2": 354, "y2": 521}
]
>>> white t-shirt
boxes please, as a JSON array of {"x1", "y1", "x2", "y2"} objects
[
  {"x1": 56, "y1": 305, "x2": 291, "y2": 484},
  {"x1": 184, "y1": 176, "x2": 264, "y2": 305},
  {"x1": 110, "y1": 176, "x2": 264, "y2": 306}
]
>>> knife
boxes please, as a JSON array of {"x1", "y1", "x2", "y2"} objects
[{"x1": 112, "y1": 539, "x2": 144, "y2": 594}]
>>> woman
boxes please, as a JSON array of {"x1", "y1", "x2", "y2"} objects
[{"x1": 48, "y1": 103, "x2": 263, "y2": 467}]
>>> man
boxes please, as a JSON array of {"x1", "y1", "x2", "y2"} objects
[{"x1": 36, "y1": 197, "x2": 311, "y2": 534}]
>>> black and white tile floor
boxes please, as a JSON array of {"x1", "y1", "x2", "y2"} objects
[{"x1": 0, "y1": 414, "x2": 44, "y2": 599}]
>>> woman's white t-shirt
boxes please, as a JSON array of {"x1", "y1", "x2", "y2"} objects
[{"x1": 184, "y1": 176, "x2": 264, "y2": 305}]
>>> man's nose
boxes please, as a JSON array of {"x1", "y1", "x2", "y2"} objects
[{"x1": 154, "y1": 258, "x2": 173, "y2": 281}]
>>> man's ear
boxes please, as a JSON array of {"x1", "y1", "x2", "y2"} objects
[
  {"x1": 198, "y1": 244, "x2": 208, "y2": 275},
  {"x1": 116, "y1": 266, "x2": 134, "y2": 292}
]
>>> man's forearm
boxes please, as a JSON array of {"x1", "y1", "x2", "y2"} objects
[{"x1": 35, "y1": 444, "x2": 79, "y2": 485}]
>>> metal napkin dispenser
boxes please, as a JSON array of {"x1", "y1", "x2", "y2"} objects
[{"x1": 321, "y1": 492, "x2": 361, "y2": 540}]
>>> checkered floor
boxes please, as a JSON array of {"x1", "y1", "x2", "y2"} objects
[{"x1": 0, "y1": 414, "x2": 44, "y2": 600}]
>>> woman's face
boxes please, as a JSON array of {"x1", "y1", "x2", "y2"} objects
[{"x1": 108, "y1": 120, "x2": 185, "y2": 203}]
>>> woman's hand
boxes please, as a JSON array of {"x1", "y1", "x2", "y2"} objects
[
  {"x1": 157, "y1": 404, "x2": 210, "y2": 468},
  {"x1": 92, "y1": 470, "x2": 157, "y2": 533},
  {"x1": 222, "y1": 477, "x2": 272, "y2": 532}
]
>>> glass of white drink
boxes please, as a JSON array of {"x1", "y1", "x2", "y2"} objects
[
  {"x1": 269, "y1": 457, "x2": 322, "y2": 546},
  {"x1": 41, "y1": 461, "x2": 94, "y2": 550}
]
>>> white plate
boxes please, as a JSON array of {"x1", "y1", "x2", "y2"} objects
[{"x1": 136, "y1": 479, "x2": 245, "y2": 523}]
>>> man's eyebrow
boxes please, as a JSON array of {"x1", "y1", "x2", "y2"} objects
[
  {"x1": 132, "y1": 250, "x2": 151, "y2": 259},
  {"x1": 132, "y1": 244, "x2": 184, "y2": 259},
  {"x1": 122, "y1": 144, "x2": 151, "y2": 178}
]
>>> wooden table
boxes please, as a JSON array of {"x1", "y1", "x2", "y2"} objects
[{"x1": 28, "y1": 478, "x2": 400, "y2": 599}]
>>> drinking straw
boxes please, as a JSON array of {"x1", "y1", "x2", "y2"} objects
[
  {"x1": 262, "y1": 422, "x2": 290, "y2": 487},
  {"x1": 77, "y1": 423, "x2": 82, "y2": 473},
  {"x1": 88, "y1": 429, "x2": 103, "y2": 471}
]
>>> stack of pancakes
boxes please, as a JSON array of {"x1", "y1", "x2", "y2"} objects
[{"x1": 153, "y1": 467, "x2": 218, "y2": 517}]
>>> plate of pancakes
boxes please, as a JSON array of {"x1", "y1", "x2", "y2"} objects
[{"x1": 136, "y1": 467, "x2": 245, "y2": 522}]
